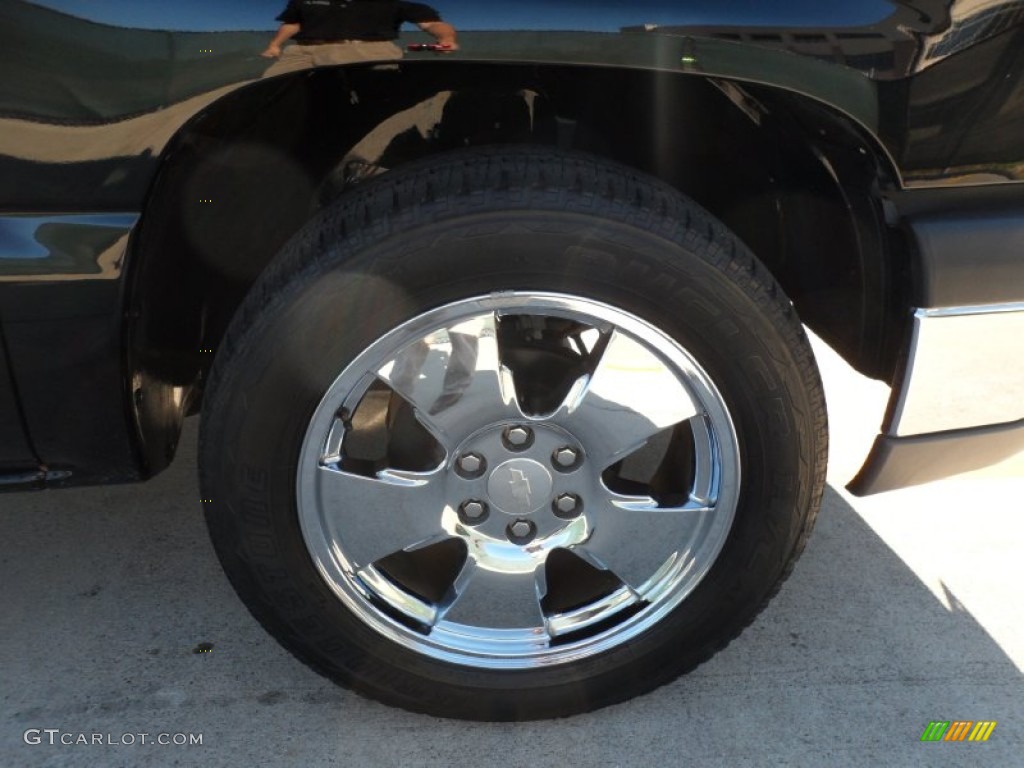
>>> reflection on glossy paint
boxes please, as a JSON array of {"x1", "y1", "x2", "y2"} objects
[
  {"x1": 0, "y1": 214, "x2": 136, "y2": 280},
  {"x1": 28, "y1": 0, "x2": 896, "y2": 33},
  {"x1": 0, "y1": 0, "x2": 1022, "y2": 219}
]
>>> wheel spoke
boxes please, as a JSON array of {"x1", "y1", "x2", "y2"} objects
[
  {"x1": 439, "y1": 557, "x2": 547, "y2": 630},
  {"x1": 378, "y1": 313, "x2": 522, "y2": 446},
  {"x1": 313, "y1": 465, "x2": 447, "y2": 567},
  {"x1": 571, "y1": 491, "x2": 713, "y2": 593},
  {"x1": 551, "y1": 330, "x2": 700, "y2": 469}
]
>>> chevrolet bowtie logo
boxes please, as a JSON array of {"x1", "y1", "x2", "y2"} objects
[
  {"x1": 508, "y1": 468, "x2": 533, "y2": 510},
  {"x1": 487, "y1": 459, "x2": 552, "y2": 516}
]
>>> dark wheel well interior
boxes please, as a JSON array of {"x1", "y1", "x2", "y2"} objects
[{"x1": 126, "y1": 61, "x2": 908, "y2": 474}]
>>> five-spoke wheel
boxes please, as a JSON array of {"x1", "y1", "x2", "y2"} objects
[{"x1": 298, "y1": 294, "x2": 740, "y2": 666}]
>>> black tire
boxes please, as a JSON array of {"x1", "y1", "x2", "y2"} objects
[{"x1": 199, "y1": 147, "x2": 827, "y2": 721}]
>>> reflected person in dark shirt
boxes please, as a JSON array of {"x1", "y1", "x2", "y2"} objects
[{"x1": 262, "y1": 0, "x2": 458, "y2": 77}]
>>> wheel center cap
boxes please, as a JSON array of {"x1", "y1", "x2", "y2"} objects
[{"x1": 487, "y1": 459, "x2": 552, "y2": 515}]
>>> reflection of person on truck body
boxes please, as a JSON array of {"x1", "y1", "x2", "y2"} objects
[{"x1": 262, "y1": 1, "x2": 458, "y2": 77}]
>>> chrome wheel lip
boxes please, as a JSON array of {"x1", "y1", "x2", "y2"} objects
[{"x1": 297, "y1": 292, "x2": 741, "y2": 669}]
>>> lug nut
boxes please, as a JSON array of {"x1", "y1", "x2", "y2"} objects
[
  {"x1": 503, "y1": 425, "x2": 534, "y2": 450},
  {"x1": 457, "y1": 453, "x2": 485, "y2": 475},
  {"x1": 554, "y1": 493, "x2": 581, "y2": 516},
  {"x1": 553, "y1": 447, "x2": 579, "y2": 468},
  {"x1": 459, "y1": 500, "x2": 488, "y2": 523},
  {"x1": 508, "y1": 519, "x2": 536, "y2": 542}
]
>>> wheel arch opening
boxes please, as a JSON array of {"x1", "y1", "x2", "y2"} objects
[{"x1": 125, "y1": 61, "x2": 906, "y2": 475}]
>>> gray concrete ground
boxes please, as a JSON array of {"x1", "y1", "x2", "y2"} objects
[{"x1": 2, "y1": 335, "x2": 1022, "y2": 767}]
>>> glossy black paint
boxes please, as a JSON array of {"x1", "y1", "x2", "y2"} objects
[
  {"x1": 0, "y1": 0, "x2": 1022, "y2": 487},
  {"x1": 879, "y1": 18, "x2": 1024, "y2": 186},
  {"x1": 0, "y1": 327, "x2": 37, "y2": 471},
  {"x1": 0, "y1": 214, "x2": 141, "y2": 485},
  {"x1": 0, "y1": 277, "x2": 140, "y2": 486},
  {"x1": 4, "y1": 0, "x2": 1024, "y2": 194}
]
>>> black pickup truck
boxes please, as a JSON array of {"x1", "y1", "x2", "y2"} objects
[{"x1": 2, "y1": 0, "x2": 1022, "y2": 720}]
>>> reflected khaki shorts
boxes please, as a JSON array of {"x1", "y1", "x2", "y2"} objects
[{"x1": 263, "y1": 40, "x2": 403, "y2": 78}]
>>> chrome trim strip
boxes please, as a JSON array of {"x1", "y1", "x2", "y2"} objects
[
  {"x1": 890, "y1": 304, "x2": 1024, "y2": 437},
  {"x1": 918, "y1": 302, "x2": 1024, "y2": 318}
]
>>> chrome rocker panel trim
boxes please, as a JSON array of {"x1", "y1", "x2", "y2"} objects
[{"x1": 890, "y1": 304, "x2": 1024, "y2": 437}]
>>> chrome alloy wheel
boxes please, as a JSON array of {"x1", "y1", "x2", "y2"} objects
[{"x1": 297, "y1": 292, "x2": 740, "y2": 669}]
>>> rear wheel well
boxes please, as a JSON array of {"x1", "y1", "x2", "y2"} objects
[{"x1": 126, "y1": 61, "x2": 906, "y2": 474}]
